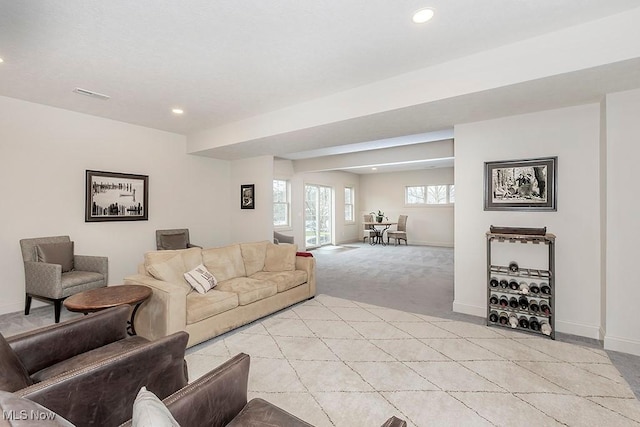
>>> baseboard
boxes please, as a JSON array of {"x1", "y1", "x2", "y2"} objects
[
  {"x1": 452, "y1": 301, "x2": 485, "y2": 317},
  {"x1": 0, "y1": 299, "x2": 46, "y2": 316},
  {"x1": 554, "y1": 319, "x2": 601, "y2": 340},
  {"x1": 604, "y1": 335, "x2": 640, "y2": 357}
]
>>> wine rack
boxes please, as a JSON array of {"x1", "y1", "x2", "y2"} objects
[{"x1": 486, "y1": 229, "x2": 555, "y2": 339}]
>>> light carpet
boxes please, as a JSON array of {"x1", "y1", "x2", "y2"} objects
[{"x1": 186, "y1": 294, "x2": 640, "y2": 427}]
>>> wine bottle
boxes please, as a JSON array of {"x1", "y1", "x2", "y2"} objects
[
  {"x1": 509, "y1": 261, "x2": 519, "y2": 273},
  {"x1": 518, "y1": 296, "x2": 529, "y2": 310},
  {"x1": 519, "y1": 281, "x2": 529, "y2": 294},
  {"x1": 489, "y1": 310, "x2": 499, "y2": 323},
  {"x1": 499, "y1": 295, "x2": 509, "y2": 307},
  {"x1": 490, "y1": 277, "x2": 499, "y2": 288},
  {"x1": 518, "y1": 316, "x2": 530, "y2": 329},
  {"x1": 499, "y1": 279, "x2": 509, "y2": 289},
  {"x1": 489, "y1": 294, "x2": 499, "y2": 305},
  {"x1": 540, "y1": 282, "x2": 551, "y2": 295},
  {"x1": 529, "y1": 299, "x2": 540, "y2": 312},
  {"x1": 529, "y1": 317, "x2": 541, "y2": 331},
  {"x1": 508, "y1": 313, "x2": 518, "y2": 328},
  {"x1": 540, "y1": 319, "x2": 552, "y2": 336},
  {"x1": 509, "y1": 279, "x2": 519, "y2": 290},
  {"x1": 499, "y1": 312, "x2": 509, "y2": 325},
  {"x1": 509, "y1": 297, "x2": 519, "y2": 308},
  {"x1": 529, "y1": 282, "x2": 540, "y2": 294},
  {"x1": 540, "y1": 301, "x2": 551, "y2": 315}
]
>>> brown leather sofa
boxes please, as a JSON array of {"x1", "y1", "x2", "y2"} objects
[
  {"x1": 1, "y1": 306, "x2": 189, "y2": 426},
  {"x1": 122, "y1": 353, "x2": 407, "y2": 427}
]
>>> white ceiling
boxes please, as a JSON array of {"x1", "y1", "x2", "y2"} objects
[{"x1": 1, "y1": 1, "x2": 640, "y2": 165}]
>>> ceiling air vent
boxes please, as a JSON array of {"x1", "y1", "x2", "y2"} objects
[{"x1": 73, "y1": 87, "x2": 110, "y2": 100}]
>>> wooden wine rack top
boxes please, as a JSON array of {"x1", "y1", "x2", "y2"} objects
[{"x1": 486, "y1": 232, "x2": 555, "y2": 244}]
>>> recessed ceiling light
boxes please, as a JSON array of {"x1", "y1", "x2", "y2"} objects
[
  {"x1": 0, "y1": 57, "x2": 4, "y2": 63},
  {"x1": 172, "y1": 108, "x2": 184, "y2": 115},
  {"x1": 412, "y1": 8, "x2": 434, "y2": 24},
  {"x1": 372, "y1": 167, "x2": 378, "y2": 171}
]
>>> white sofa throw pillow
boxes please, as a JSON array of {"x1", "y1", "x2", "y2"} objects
[
  {"x1": 184, "y1": 264, "x2": 217, "y2": 294},
  {"x1": 132, "y1": 386, "x2": 180, "y2": 427}
]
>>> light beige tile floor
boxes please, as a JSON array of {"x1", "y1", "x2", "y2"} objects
[{"x1": 186, "y1": 295, "x2": 640, "y2": 426}]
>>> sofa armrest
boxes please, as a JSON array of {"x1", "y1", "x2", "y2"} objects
[
  {"x1": 295, "y1": 255, "x2": 316, "y2": 297},
  {"x1": 7, "y1": 306, "x2": 130, "y2": 375},
  {"x1": 17, "y1": 332, "x2": 189, "y2": 427},
  {"x1": 121, "y1": 352, "x2": 250, "y2": 427},
  {"x1": 74, "y1": 255, "x2": 108, "y2": 279},
  {"x1": 123, "y1": 274, "x2": 188, "y2": 341},
  {"x1": 23, "y1": 261, "x2": 62, "y2": 299},
  {"x1": 380, "y1": 416, "x2": 408, "y2": 427}
]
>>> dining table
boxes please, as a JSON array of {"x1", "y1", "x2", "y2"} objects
[{"x1": 363, "y1": 221, "x2": 397, "y2": 246}]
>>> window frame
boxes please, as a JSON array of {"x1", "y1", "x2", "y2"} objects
[
  {"x1": 344, "y1": 186, "x2": 355, "y2": 223},
  {"x1": 405, "y1": 184, "x2": 455, "y2": 206},
  {"x1": 273, "y1": 179, "x2": 291, "y2": 228}
]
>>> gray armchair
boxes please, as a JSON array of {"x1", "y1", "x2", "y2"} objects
[
  {"x1": 19, "y1": 236, "x2": 108, "y2": 323},
  {"x1": 387, "y1": 215, "x2": 408, "y2": 245},
  {"x1": 156, "y1": 228, "x2": 201, "y2": 250},
  {"x1": 274, "y1": 231, "x2": 294, "y2": 244}
]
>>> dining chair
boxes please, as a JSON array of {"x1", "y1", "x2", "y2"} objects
[
  {"x1": 363, "y1": 214, "x2": 377, "y2": 243},
  {"x1": 387, "y1": 215, "x2": 408, "y2": 245}
]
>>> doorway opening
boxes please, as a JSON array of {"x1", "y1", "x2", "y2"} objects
[{"x1": 304, "y1": 184, "x2": 332, "y2": 249}]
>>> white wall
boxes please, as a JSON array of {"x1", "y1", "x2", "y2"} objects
[
  {"x1": 359, "y1": 168, "x2": 455, "y2": 247},
  {"x1": 0, "y1": 96, "x2": 231, "y2": 315},
  {"x1": 454, "y1": 104, "x2": 602, "y2": 339},
  {"x1": 604, "y1": 88, "x2": 640, "y2": 355}
]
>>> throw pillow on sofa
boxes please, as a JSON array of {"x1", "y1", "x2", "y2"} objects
[
  {"x1": 184, "y1": 264, "x2": 217, "y2": 294},
  {"x1": 132, "y1": 386, "x2": 179, "y2": 427},
  {"x1": 263, "y1": 243, "x2": 297, "y2": 272}
]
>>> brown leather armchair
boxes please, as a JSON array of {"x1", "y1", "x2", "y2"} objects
[
  {"x1": 122, "y1": 353, "x2": 407, "y2": 427},
  {"x1": 1, "y1": 306, "x2": 189, "y2": 426}
]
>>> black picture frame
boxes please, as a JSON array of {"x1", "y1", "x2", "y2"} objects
[
  {"x1": 85, "y1": 170, "x2": 149, "y2": 222},
  {"x1": 484, "y1": 156, "x2": 557, "y2": 211},
  {"x1": 241, "y1": 184, "x2": 255, "y2": 209}
]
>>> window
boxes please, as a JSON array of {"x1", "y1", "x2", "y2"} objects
[
  {"x1": 273, "y1": 179, "x2": 290, "y2": 227},
  {"x1": 344, "y1": 187, "x2": 354, "y2": 222},
  {"x1": 406, "y1": 185, "x2": 455, "y2": 205}
]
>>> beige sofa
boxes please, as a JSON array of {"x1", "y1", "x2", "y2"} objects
[{"x1": 124, "y1": 241, "x2": 316, "y2": 348}]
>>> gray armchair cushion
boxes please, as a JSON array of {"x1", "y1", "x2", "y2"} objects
[
  {"x1": 160, "y1": 233, "x2": 189, "y2": 250},
  {"x1": 36, "y1": 241, "x2": 74, "y2": 272},
  {"x1": 0, "y1": 334, "x2": 33, "y2": 392}
]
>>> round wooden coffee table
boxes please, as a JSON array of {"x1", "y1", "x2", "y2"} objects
[{"x1": 64, "y1": 285, "x2": 152, "y2": 335}]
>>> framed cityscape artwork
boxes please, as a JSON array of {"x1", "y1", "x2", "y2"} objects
[{"x1": 85, "y1": 170, "x2": 149, "y2": 222}]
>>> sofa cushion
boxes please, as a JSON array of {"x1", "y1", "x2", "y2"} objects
[
  {"x1": 263, "y1": 243, "x2": 297, "y2": 272},
  {"x1": 216, "y1": 278, "x2": 277, "y2": 306},
  {"x1": 145, "y1": 247, "x2": 202, "y2": 272},
  {"x1": 146, "y1": 253, "x2": 190, "y2": 293},
  {"x1": 0, "y1": 334, "x2": 33, "y2": 392},
  {"x1": 240, "y1": 241, "x2": 269, "y2": 276},
  {"x1": 202, "y1": 244, "x2": 246, "y2": 282},
  {"x1": 186, "y1": 290, "x2": 239, "y2": 324},
  {"x1": 250, "y1": 270, "x2": 308, "y2": 293},
  {"x1": 132, "y1": 386, "x2": 180, "y2": 427},
  {"x1": 184, "y1": 264, "x2": 217, "y2": 294},
  {"x1": 31, "y1": 336, "x2": 149, "y2": 383},
  {"x1": 36, "y1": 241, "x2": 74, "y2": 272}
]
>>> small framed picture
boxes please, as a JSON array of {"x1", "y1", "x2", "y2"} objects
[
  {"x1": 241, "y1": 184, "x2": 255, "y2": 209},
  {"x1": 85, "y1": 170, "x2": 149, "y2": 222},
  {"x1": 484, "y1": 157, "x2": 557, "y2": 211}
]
